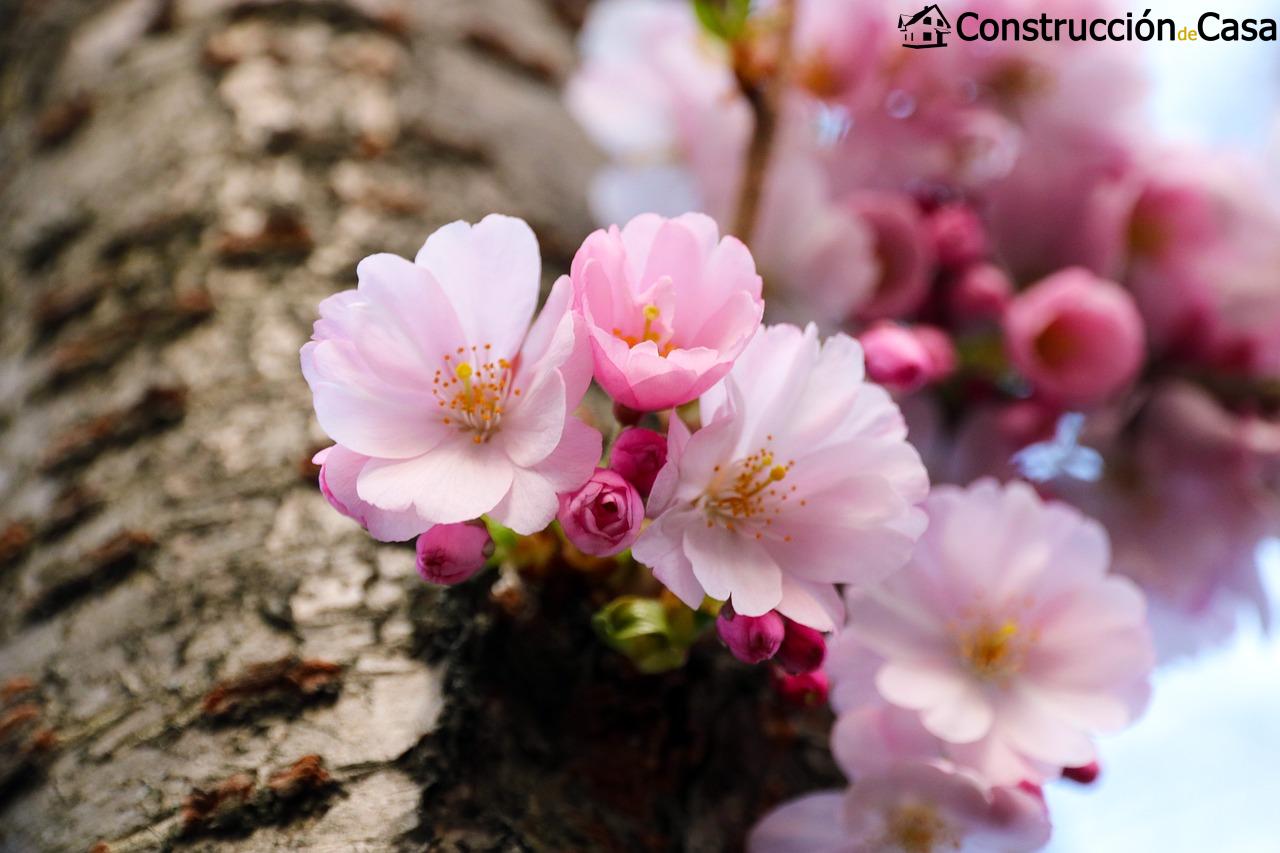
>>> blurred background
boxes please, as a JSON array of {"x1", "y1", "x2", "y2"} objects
[{"x1": 1049, "y1": 4, "x2": 1280, "y2": 848}]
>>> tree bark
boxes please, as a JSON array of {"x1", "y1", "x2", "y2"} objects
[{"x1": 0, "y1": 2, "x2": 835, "y2": 850}]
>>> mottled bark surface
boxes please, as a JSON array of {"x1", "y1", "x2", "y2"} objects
[{"x1": 0, "y1": 2, "x2": 835, "y2": 850}]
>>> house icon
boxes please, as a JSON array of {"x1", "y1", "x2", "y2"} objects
[{"x1": 899, "y1": 4, "x2": 951, "y2": 48}]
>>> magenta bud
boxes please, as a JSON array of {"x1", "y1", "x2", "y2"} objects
[
  {"x1": 416, "y1": 522, "x2": 492, "y2": 585},
  {"x1": 776, "y1": 619, "x2": 827, "y2": 674},
  {"x1": 950, "y1": 263, "x2": 1013, "y2": 322},
  {"x1": 1062, "y1": 761, "x2": 1101, "y2": 785},
  {"x1": 773, "y1": 668, "x2": 830, "y2": 707},
  {"x1": 716, "y1": 604, "x2": 785, "y2": 664},
  {"x1": 928, "y1": 203, "x2": 989, "y2": 270},
  {"x1": 608, "y1": 427, "x2": 668, "y2": 500},
  {"x1": 860, "y1": 322, "x2": 956, "y2": 393},
  {"x1": 557, "y1": 468, "x2": 644, "y2": 557}
]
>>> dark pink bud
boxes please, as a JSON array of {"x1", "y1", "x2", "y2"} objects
[
  {"x1": 860, "y1": 322, "x2": 955, "y2": 392},
  {"x1": 716, "y1": 604, "x2": 785, "y2": 664},
  {"x1": 1062, "y1": 761, "x2": 1101, "y2": 785},
  {"x1": 557, "y1": 468, "x2": 644, "y2": 557},
  {"x1": 928, "y1": 203, "x2": 989, "y2": 270},
  {"x1": 416, "y1": 522, "x2": 492, "y2": 585},
  {"x1": 609, "y1": 427, "x2": 668, "y2": 499},
  {"x1": 950, "y1": 263, "x2": 1013, "y2": 322},
  {"x1": 773, "y1": 669, "x2": 830, "y2": 707},
  {"x1": 775, "y1": 619, "x2": 827, "y2": 674}
]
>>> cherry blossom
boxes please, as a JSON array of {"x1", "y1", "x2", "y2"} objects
[
  {"x1": 633, "y1": 323, "x2": 928, "y2": 630},
  {"x1": 302, "y1": 215, "x2": 601, "y2": 535}
]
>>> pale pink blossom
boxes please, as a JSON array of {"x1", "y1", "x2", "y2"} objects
[
  {"x1": 557, "y1": 467, "x2": 644, "y2": 557},
  {"x1": 749, "y1": 151, "x2": 880, "y2": 327},
  {"x1": 565, "y1": 0, "x2": 747, "y2": 227},
  {"x1": 313, "y1": 445, "x2": 431, "y2": 542},
  {"x1": 416, "y1": 522, "x2": 492, "y2": 585},
  {"x1": 849, "y1": 192, "x2": 936, "y2": 321},
  {"x1": 633, "y1": 323, "x2": 929, "y2": 631},
  {"x1": 570, "y1": 213, "x2": 764, "y2": 411},
  {"x1": 838, "y1": 479, "x2": 1154, "y2": 786},
  {"x1": 748, "y1": 761, "x2": 1050, "y2": 853},
  {"x1": 1052, "y1": 382, "x2": 1279, "y2": 657},
  {"x1": 1004, "y1": 268, "x2": 1145, "y2": 408},
  {"x1": 301, "y1": 215, "x2": 601, "y2": 536}
]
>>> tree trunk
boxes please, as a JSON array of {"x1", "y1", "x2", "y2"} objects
[{"x1": 0, "y1": 2, "x2": 836, "y2": 850}]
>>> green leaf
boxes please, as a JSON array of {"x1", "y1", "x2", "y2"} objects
[{"x1": 692, "y1": 0, "x2": 730, "y2": 40}]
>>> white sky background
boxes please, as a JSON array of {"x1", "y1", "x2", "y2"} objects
[{"x1": 1044, "y1": 3, "x2": 1280, "y2": 850}]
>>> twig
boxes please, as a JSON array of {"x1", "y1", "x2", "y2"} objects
[{"x1": 730, "y1": 0, "x2": 797, "y2": 243}]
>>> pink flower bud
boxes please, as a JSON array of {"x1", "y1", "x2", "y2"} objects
[
  {"x1": 860, "y1": 322, "x2": 955, "y2": 392},
  {"x1": 950, "y1": 263, "x2": 1012, "y2": 322},
  {"x1": 1062, "y1": 762, "x2": 1101, "y2": 785},
  {"x1": 772, "y1": 668, "x2": 830, "y2": 707},
  {"x1": 928, "y1": 203, "x2": 989, "y2": 271},
  {"x1": 716, "y1": 604, "x2": 785, "y2": 664},
  {"x1": 416, "y1": 522, "x2": 492, "y2": 585},
  {"x1": 608, "y1": 428, "x2": 668, "y2": 499},
  {"x1": 914, "y1": 325, "x2": 958, "y2": 379},
  {"x1": 775, "y1": 619, "x2": 827, "y2": 674},
  {"x1": 1004, "y1": 268, "x2": 1146, "y2": 407},
  {"x1": 557, "y1": 468, "x2": 643, "y2": 557}
]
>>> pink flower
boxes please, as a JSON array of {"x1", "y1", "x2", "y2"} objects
[
  {"x1": 747, "y1": 762, "x2": 1050, "y2": 853},
  {"x1": 416, "y1": 522, "x2": 492, "y2": 585},
  {"x1": 859, "y1": 322, "x2": 956, "y2": 393},
  {"x1": 565, "y1": 0, "x2": 748, "y2": 226},
  {"x1": 716, "y1": 604, "x2": 786, "y2": 665},
  {"x1": 608, "y1": 427, "x2": 668, "y2": 499},
  {"x1": 570, "y1": 213, "x2": 764, "y2": 411},
  {"x1": 633, "y1": 323, "x2": 929, "y2": 631},
  {"x1": 776, "y1": 619, "x2": 827, "y2": 675},
  {"x1": 849, "y1": 192, "x2": 936, "y2": 321},
  {"x1": 1004, "y1": 268, "x2": 1145, "y2": 407},
  {"x1": 1051, "y1": 382, "x2": 1279, "y2": 657},
  {"x1": 837, "y1": 479, "x2": 1154, "y2": 785},
  {"x1": 313, "y1": 445, "x2": 431, "y2": 542},
  {"x1": 301, "y1": 215, "x2": 602, "y2": 535},
  {"x1": 556, "y1": 468, "x2": 643, "y2": 557}
]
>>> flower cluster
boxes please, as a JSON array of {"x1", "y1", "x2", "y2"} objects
[
  {"x1": 292, "y1": 0, "x2": 1279, "y2": 847},
  {"x1": 568, "y1": 0, "x2": 1280, "y2": 658},
  {"x1": 302, "y1": 211, "x2": 929, "y2": 639}
]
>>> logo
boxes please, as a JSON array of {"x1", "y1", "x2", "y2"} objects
[{"x1": 899, "y1": 4, "x2": 952, "y2": 48}]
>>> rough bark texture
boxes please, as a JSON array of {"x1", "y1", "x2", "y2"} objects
[{"x1": 0, "y1": 2, "x2": 836, "y2": 850}]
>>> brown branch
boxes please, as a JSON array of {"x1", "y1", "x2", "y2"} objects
[{"x1": 730, "y1": 0, "x2": 797, "y2": 243}]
